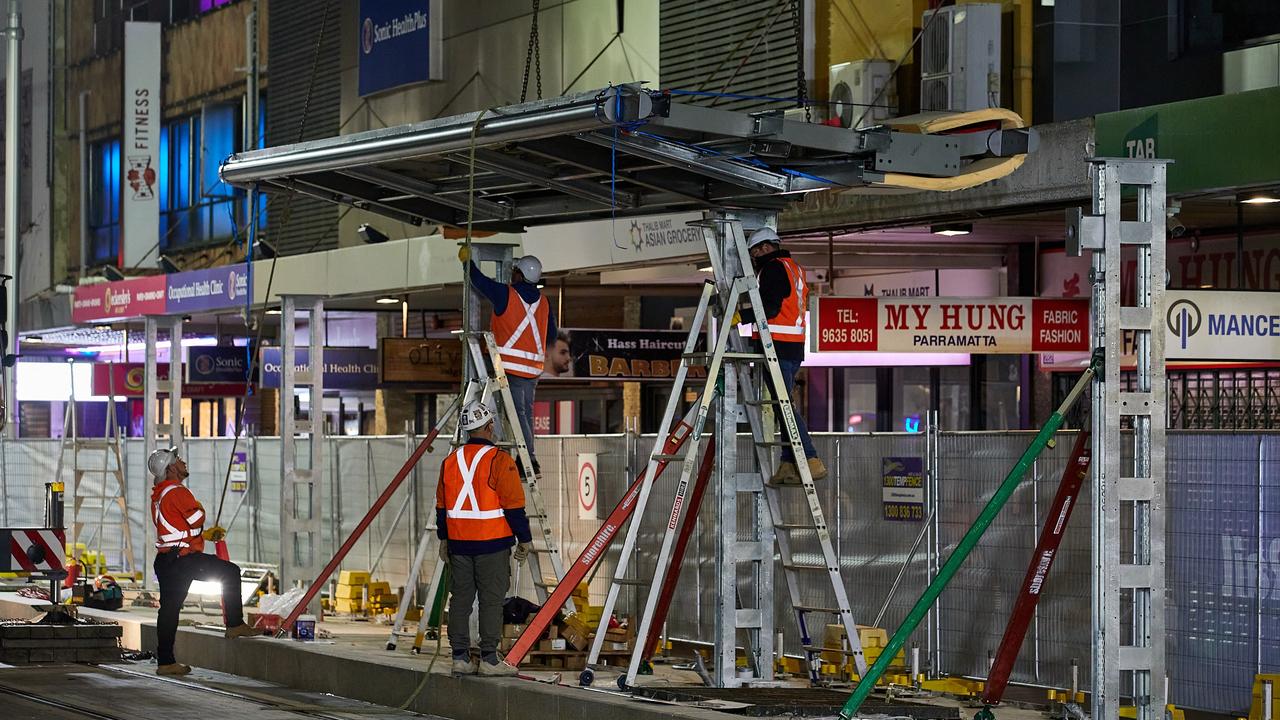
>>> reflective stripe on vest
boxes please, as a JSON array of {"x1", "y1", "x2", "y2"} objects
[
  {"x1": 753, "y1": 256, "x2": 808, "y2": 342},
  {"x1": 493, "y1": 288, "x2": 548, "y2": 379},
  {"x1": 447, "y1": 446, "x2": 504, "y2": 520},
  {"x1": 153, "y1": 484, "x2": 203, "y2": 547}
]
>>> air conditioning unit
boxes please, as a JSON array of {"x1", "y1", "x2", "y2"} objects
[
  {"x1": 828, "y1": 59, "x2": 895, "y2": 129},
  {"x1": 920, "y1": 3, "x2": 1002, "y2": 112}
]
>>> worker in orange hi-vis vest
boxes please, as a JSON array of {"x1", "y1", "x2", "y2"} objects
[
  {"x1": 148, "y1": 447, "x2": 265, "y2": 676},
  {"x1": 460, "y1": 247, "x2": 555, "y2": 474},
  {"x1": 736, "y1": 227, "x2": 828, "y2": 487},
  {"x1": 436, "y1": 400, "x2": 534, "y2": 677}
]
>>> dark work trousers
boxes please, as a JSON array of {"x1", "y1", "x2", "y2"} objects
[
  {"x1": 154, "y1": 550, "x2": 245, "y2": 665},
  {"x1": 447, "y1": 549, "x2": 511, "y2": 657}
]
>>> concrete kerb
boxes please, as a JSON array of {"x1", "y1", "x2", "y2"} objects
[{"x1": 0, "y1": 594, "x2": 728, "y2": 720}]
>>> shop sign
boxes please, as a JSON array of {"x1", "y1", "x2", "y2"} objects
[
  {"x1": 882, "y1": 457, "x2": 924, "y2": 522},
  {"x1": 358, "y1": 0, "x2": 442, "y2": 96},
  {"x1": 544, "y1": 329, "x2": 707, "y2": 381},
  {"x1": 1166, "y1": 291, "x2": 1280, "y2": 361},
  {"x1": 812, "y1": 297, "x2": 1090, "y2": 353},
  {"x1": 524, "y1": 212, "x2": 707, "y2": 273},
  {"x1": 187, "y1": 346, "x2": 251, "y2": 383},
  {"x1": 90, "y1": 362, "x2": 247, "y2": 397},
  {"x1": 120, "y1": 22, "x2": 161, "y2": 268},
  {"x1": 832, "y1": 267, "x2": 1001, "y2": 298},
  {"x1": 72, "y1": 276, "x2": 167, "y2": 323},
  {"x1": 259, "y1": 347, "x2": 379, "y2": 390},
  {"x1": 165, "y1": 264, "x2": 250, "y2": 314},
  {"x1": 1095, "y1": 86, "x2": 1280, "y2": 195},
  {"x1": 379, "y1": 338, "x2": 463, "y2": 384}
]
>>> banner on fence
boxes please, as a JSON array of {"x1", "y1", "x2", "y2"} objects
[
  {"x1": 812, "y1": 297, "x2": 1090, "y2": 354},
  {"x1": 882, "y1": 456, "x2": 925, "y2": 522},
  {"x1": 229, "y1": 451, "x2": 248, "y2": 493}
]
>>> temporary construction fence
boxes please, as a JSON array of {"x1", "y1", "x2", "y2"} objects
[{"x1": 0, "y1": 429, "x2": 1275, "y2": 715}]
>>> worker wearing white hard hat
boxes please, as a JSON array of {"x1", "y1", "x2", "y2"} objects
[
  {"x1": 436, "y1": 400, "x2": 533, "y2": 676},
  {"x1": 738, "y1": 227, "x2": 828, "y2": 486},
  {"x1": 458, "y1": 248, "x2": 555, "y2": 475},
  {"x1": 148, "y1": 446, "x2": 265, "y2": 677}
]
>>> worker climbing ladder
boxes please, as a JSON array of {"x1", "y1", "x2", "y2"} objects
[
  {"x1": 385, "y1": 330, "x2": 568, "y2": 651},
  {"x1": 582, "y1": 213, "x2": 867, "y2": 689}
]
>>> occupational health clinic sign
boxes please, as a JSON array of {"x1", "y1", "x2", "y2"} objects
[
  {"x1": 121, "y1": 22, "x2": 161, "y2": 268},
  {"x1": 812, "y1": 297, "x2": 1090, "y2": 353}
]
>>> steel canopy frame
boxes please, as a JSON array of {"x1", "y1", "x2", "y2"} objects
[{"x1": 220, "y1": 84, "x2": 1037, "y2": 232}]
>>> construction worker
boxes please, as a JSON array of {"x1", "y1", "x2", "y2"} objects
[
  {"x1": 738, "y1": 227, "x2": 828, "y2": 486},
  {"x1": 149, "y1": 447, "x2": 264, "y2": 676},
  {"x1": 460, "y1": 248, "x2": 555, "y2": 473},
  {"x1": 437, "y1": 400, "x2": 535, "y2": 676}
]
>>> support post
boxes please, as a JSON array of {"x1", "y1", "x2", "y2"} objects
[
  {"x1": 2, "y1": 0, "x2": 20, "y2": 437},
  {"x1": 1077, "y1": 158, "x2": 1170, "y2": 720},
  {"x1": 280, "y1": 295, "x2": 325, "y2": 616}
]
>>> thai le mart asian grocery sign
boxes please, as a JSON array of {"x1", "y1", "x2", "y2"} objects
[{"x1": 812, "y1": 297, "x2": 1089, "y2": 353}]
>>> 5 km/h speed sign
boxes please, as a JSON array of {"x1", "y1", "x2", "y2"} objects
[{"x1": 577, "y1": 454, "x2": 598, "y2": 520}]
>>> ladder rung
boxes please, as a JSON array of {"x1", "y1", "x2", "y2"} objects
[
  {"x1": 533, "y1": 580, "x2": 555, "y2": 588},
  {"x1": 613, "y1": 578, "x2": 650, "y2": 587},
  {"x1": 651, "y1": 453, "x2": 687, "y2": 461},
  {"x1": 801, "y1": 644, "x2": 861, "y2": 657},
  {"x1": 743, "y1": 398, "x2": 780, "y2": 406},
  {"x1": 682, "y1": 351, "x2": 764, "y2": 362},
  {"x1": 795, "y1": 605, "x2": 845, "y2": 614},
  {"x1": 775, "y1": 523, "x2": 819, "y2": 531},
  {"x1": 450, "y1": 440, "x2": 518, "y2": 448},
  {"x1": 754, "y1": 440, "x2": 790, "y2": 447},
  {"x1": 781, "y1": 562, "x2": 828, "y2": 572}
]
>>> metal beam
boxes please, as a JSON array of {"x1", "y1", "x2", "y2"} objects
[
  {"x1": 578, "y1": 131, "x2": 793, "y2": 194},
  {"x1": 339, "y1": 166, "x2": 511, "y2": 219},
  {"x1": 222, "y1": 87, "x2": 653, "y2": 185},
  {"x1": 518, "y1": 137, "x2": 711, "y2": 204},
  {"x1": 262, "y1": 179, "x2": 424, "y2": 227},
  {"x1": 297, "y1": 173, "x2": 462, "y2": 225},
  {"x1": 451, "y1": 149, "x2": 635, "y2": 208}
]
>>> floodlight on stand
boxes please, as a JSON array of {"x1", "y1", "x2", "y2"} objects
[
  {"x1": 931, "y1": 223, "x2": 972, "y2": 237},
  {"x1": 357, "y1": 223, "x2": 389, "y2": 244}
]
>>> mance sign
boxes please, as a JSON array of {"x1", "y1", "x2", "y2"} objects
[{"x1": 812, "y1": 297, "x2": 1090, "y2": 354}]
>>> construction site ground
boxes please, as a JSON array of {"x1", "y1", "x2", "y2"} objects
[{"x1": 0, "y1": 591, "x2": 1143, "y2": 720}]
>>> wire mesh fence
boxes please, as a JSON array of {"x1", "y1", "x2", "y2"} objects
[{"x1": 1, "y1": 429, "x2": 1275, "y2": 714}]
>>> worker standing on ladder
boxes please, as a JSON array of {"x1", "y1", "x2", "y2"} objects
[
  {"x1": 437, "y1": 400, "x2": 535, "y2": 676},
  {"x1": 460, "y1": 249, "x2": 555, "y2": 474},
  {"x1": 739, "y1": 228, "x2": 828, "y2": 485},
  {"x1": 148, "y1": 447, "x2": 264, "y2": 676}
]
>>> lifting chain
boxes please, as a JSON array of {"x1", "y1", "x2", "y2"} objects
[
  {"x1": 520, "y1": 0, "x2": 542, "y2": 103},
  {"x1": 791, "y1": 0, "x2": 810, "y2": 122}
]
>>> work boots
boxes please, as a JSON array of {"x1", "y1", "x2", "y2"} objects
[
  {"x1": 157, "y1": 663, "x2": 192, "y2": 676},
  {"x1": 478, "y1": 653, "x2": 519, "y2": 677},
  {"x1": 807, "y1": 457, "x2": 829, "y2": 481},
  {"x1": 225, "y1": 623, "x2": 267, "y2": 639},
  {"x1": 766, "y1": 458, "x2": 829, "y2": 487}
]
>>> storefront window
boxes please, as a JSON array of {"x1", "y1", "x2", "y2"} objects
[
  {"x1": 894, "y1": 367, "x2": 931, "y2": 433},
  {"x1": 938, "y1": 365, "x2": 971, "y2": 431},
  {"x1": 842, "y1": 368, "x2": 877, "y2": 432},
  {"x1": 981, "y1": 356, "x2": 1022, "y2": 430}
]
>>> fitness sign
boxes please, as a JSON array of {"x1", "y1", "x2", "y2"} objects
[{"x1": 811, "y1": 296, "x2": 1090, "y2": 354}]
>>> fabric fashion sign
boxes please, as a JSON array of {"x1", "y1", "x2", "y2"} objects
[
  {"x1": 121, "y1": 22, "x2": 161, "y2": 268},
  {"x1": 358, "y1": 0, "x2": 442, "y2": 96},
  {"x1": 812, "y1": 297, "x2": 1090, "y2": 354}
]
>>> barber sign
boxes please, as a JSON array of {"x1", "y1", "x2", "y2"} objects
[
  {"x1": 812, "y1": 297, "x2": 1090, "y2": 354},
  {"x1": 1, "y1": 529, "x2": 67, "y2": 574}
]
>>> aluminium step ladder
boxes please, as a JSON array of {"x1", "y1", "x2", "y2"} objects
[{"x1": 386, "y1": 331, "x2": 567, "y2": 651}]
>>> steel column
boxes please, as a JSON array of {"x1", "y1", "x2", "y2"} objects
[
  {"x1": 1076, "y1": 158, "x2": 1170, "y2": 720},
  {"x1": 2, "y1": 0, "x2": 18, "y2": 437},
  {"x1": 279, "y1": 295, "x2": 325, "y2": 616}
]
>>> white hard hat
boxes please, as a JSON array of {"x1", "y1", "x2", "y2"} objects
[
  {"x1": 147, "y1": 446, "x2": 179, "y2": 480},
  {"x1": 747, "y1": 227, "x2": 781, "y2": 249},
  {"x1": 514, "y1": 255, "x2": 542, "y2": 284},
  {"x1": 461, "y1": 400, "x2": 495, "y2": 431}
]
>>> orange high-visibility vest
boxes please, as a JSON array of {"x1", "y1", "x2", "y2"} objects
[
  {"x1": 491, "y1": 287, "x2": 549, "y2": 378},
  {"x1": 752, "y1": 256, "x2": 808, "y2": 343},
  {"x1": 152, "y1": 480, "x2": 206, "y2": 555},
  {"x1": 441, "y1": 445, "x2": 514, "y2": 542}
]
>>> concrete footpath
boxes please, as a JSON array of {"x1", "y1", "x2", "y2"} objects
[{"x1": 0, "y1": 593, "x2": 749, "y2": 720}]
